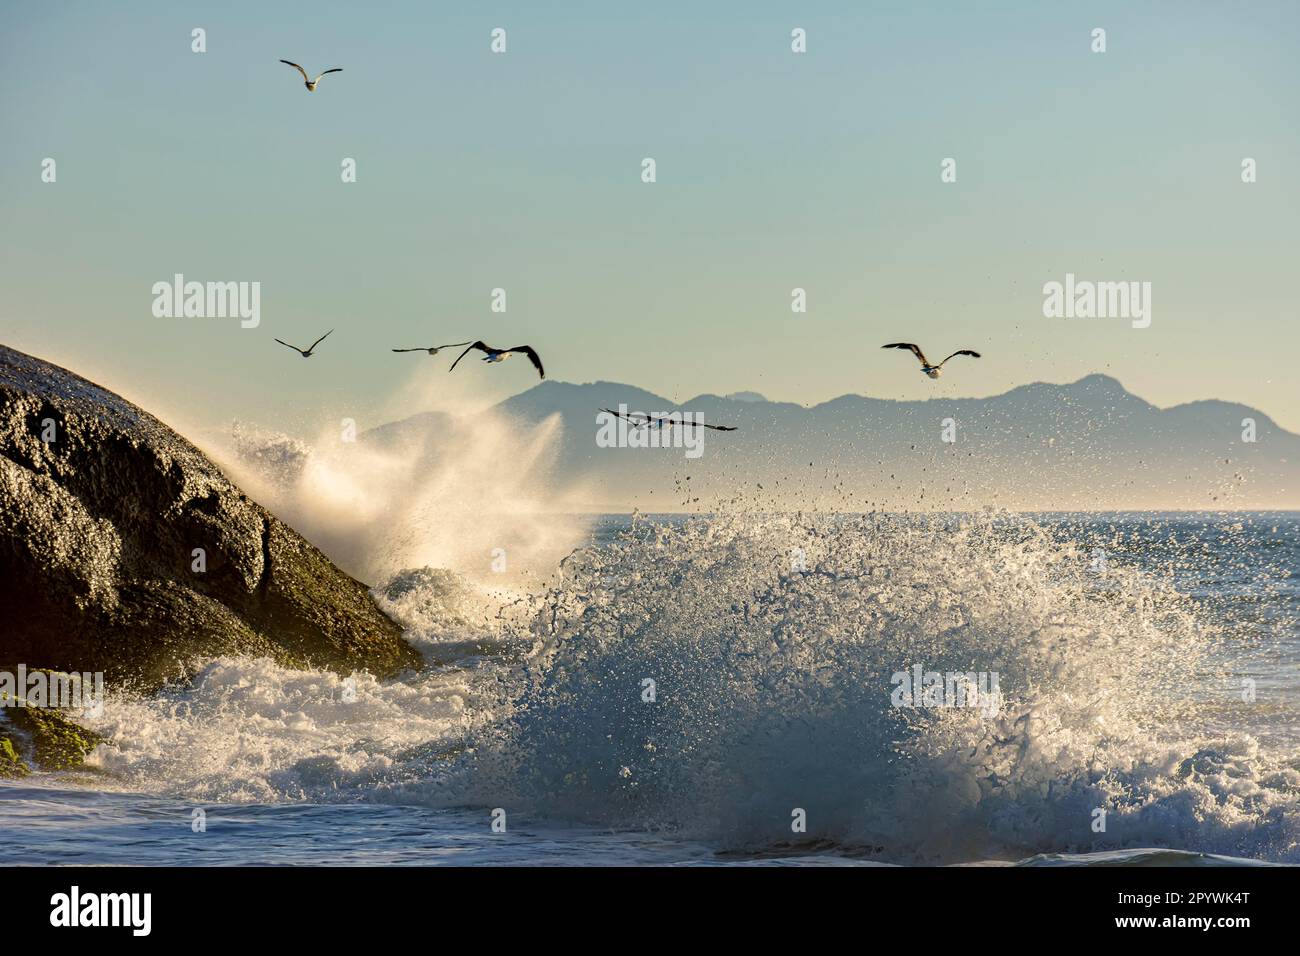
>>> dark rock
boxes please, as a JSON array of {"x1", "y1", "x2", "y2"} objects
[{"x1": 0, "y1": 344, "x2": 422, "y2": 689}]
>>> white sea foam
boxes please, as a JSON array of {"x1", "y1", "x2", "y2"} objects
[{"x1": 75, "y1": 512, "x2": 1300, "y2": 864}]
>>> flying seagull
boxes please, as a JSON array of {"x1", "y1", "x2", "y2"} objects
[
  {"x1": 274, "y1": 330, "x2": 333, "y2": 358},
  {"x1": 600, "y1": 408, "x2": 737, "y2": 432},
  {"x1": 882, "y1": 342, "x2": 981, "y2": 379},
  {"x1": 449, "y1": 341, "x2": 545, "y2": 379},
  {"x1": 392, "y1": 342, "x2": 472, "y2": 355},
  {"x1": 280, "y1": 60, "x2": 343, "y2": 92}
]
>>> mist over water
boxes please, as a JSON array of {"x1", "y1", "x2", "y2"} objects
[{"x1": 211, "y1": 401, "x2": 589, "y2": 586}]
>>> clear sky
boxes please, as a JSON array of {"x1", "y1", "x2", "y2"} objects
[{"x1": 2, "y1": 0, "x2": 1297, "y2": 434}]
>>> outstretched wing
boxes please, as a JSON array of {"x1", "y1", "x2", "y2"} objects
[
  {"x1": 449, "y1": 341, "x2": 487, "y2": 373},
  {"x1": 391, "y1": 348, "x2": 422, "y2": 353},
  {"x1": 308, "y1": 329, "x2": 333, "y2": 352},
  {"x1": 882, "y1": 342, "x2": 929, "y2": 366},
  {"x1": 274, "y1": 338, "x2": 302, "y2": 354},
  {"x1": 681, "y1": 420, "x2": 737, "y2": 431},
  {"x1": 280, "y1": 60, "x2": 310, "y2": 82},
  {"x1": 600, "y1": 407, "x2": 653, "y2": 428},
  {"x1": 434, "y1": 341, "x2": 471, "y2": 351},
  {"x1": 509, "y1": 345, "x2": 545, "y2": 379},
  {"x1": 937, "y1": 349, "x2": 981, "y2": 366},
  {"x1": 314, "y1": 68, "x2": 343, "y2": 82}
]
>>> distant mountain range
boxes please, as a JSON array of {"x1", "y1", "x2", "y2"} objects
[{"x1": 367, "y1": 375, "x2": 1299, "y2": 512}]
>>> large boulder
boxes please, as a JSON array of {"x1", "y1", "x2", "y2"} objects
[{"x1": 0, "y1": 344, "x2": 422, "y2": 690}]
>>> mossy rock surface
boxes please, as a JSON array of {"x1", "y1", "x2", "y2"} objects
[
  {"x1": 2, "y1": 706, "x2": 104, "y2": 771},
  {"x1": 0, "y1": 733, "x2": 29, "y2": 778}
]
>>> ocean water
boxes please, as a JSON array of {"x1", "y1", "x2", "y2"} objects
[{"x1": 2, "y1": 512, "x2": 1297, "y2": 867}]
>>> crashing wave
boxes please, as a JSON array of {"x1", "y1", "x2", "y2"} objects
[{"x1": 77, "y1": 512, "x2": 1300, "y2": 864}]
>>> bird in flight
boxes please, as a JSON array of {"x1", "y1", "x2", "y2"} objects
[
  {"x1": 279, "y1": 60, "x2": 343, "y2": 92},
  {"x1": 391, "y1": 342, "x2": 471, "y2": 355},
  {"x1": 600, "y1": 408, "x2": 738, "y2": 432},
  {"x1": 449, "y1": 341, "x2": 545, "y2": 379},
  {"x1": 882, "y1": 343, "x2": 981, "y2": 379},
  {"x1": 274, "y1": 330, "x2": 333, "y2": 358}
]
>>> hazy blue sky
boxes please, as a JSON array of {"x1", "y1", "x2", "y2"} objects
[{"x1": 2, "y1": 1, "x2": 1297, "y2": 433}]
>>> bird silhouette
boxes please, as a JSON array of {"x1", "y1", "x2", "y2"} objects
[
  {"x1": 391, "y1": 342, "x2": 472, "y2": 355},
  {"x1": 274, "y1": 330, "x2": 333, "y2": 358},
  {"x1": 600, "y1": 408, "x2": 737, "y2": 431}
]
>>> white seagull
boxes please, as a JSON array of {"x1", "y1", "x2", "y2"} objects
[
  {"x1": 882, "y1": 342, "x2": 981, "y2": 379},
  {"x1": 274, "y1": 330, "x2": 333, "y2": 358},
  {"x1": 449, "y1": 341, "x2": 545, "y2": 380},
  {"x1": 280, "y1": 60, "x2": 343, "y2": 92}
]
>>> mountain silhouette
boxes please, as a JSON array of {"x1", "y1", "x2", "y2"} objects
[{"x1": 369, "y1": 376, "x2": 1299, "y2": 512}]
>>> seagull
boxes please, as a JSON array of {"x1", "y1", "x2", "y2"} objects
[
  {"x1": 600, "y1": 408, "x2": 737, "y2": 432},
  {"x1": 280, "y1": 60, "x2": 343, "y2": 92},
  {"x1": 882, "y1": 343, "x2": 981, "y2": 379},
  {"x1": 448, "y1": 341, "x2": 545, "y2": 379},
  {"x1": 391, "y1": 342, "x2": 471, "y2": 355},
  {"x1": 274, "y1": 330, "x2": 333, "y2": 358}
]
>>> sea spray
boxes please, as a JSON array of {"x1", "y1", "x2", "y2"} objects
[
  {"x1": 72, "y1": 512, "x2": 1300, "y2": 864},
  {"x1": 453, "y1": 512, "x2": 1296, "y2": 861},
  {"x1": 211, "y1": 407, "x2": 589, "y2": 586}
]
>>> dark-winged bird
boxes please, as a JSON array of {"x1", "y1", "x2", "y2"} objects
[
  {"x1": 600, "y1": 408, "x2": 737, "y2": 432},
  {"x1": 449, "y1": 341, "x2": 544, "y2": 380},
  {"x1": 274, "y1": 330, "x2": 333, "y2": 357},
  {"x1": 882, "y1": 342, "x2": 980, "y2": 379},
  {"x1": 392, "y1": 342, "x2": 471, "y2": 355},
  {"x1": 280, "y1": 60, "x2": 343, "y2": 92}
]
